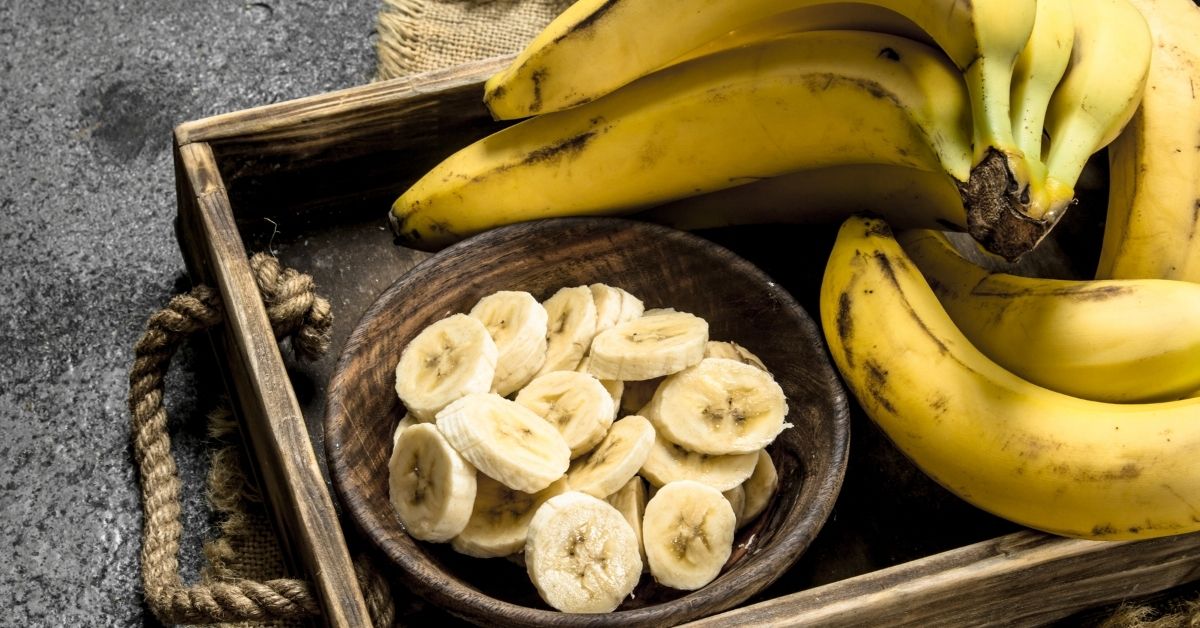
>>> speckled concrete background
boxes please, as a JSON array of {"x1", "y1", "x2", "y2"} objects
[{"x1": 0, "y1": 1, "x2": 376, "y2": 624}]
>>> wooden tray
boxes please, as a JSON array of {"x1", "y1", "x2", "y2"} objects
[{"x1": 172, "y1": 56, "x2": 1200, "y2": 627}]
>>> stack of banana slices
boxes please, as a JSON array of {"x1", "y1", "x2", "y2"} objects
[{"x1": 389, "y1": 285, "x2": 788, "y2": 612}]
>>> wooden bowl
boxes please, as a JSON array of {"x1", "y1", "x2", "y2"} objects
[{"x1": 325, "y1": 218, "x2": 850, "y2": 626}]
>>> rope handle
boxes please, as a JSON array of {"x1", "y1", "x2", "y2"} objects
[{"x1": 128, "y1": 253, "x2": 394, "y2": 626}]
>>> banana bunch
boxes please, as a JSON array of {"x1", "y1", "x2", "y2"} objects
[
  {"x1": 390, "y1": 0, "x2": 1153, "y2": 261},
  {"x1": 389, "y1": 285, "x2": 786, "y2": 612},
  {"x1": 820, "y1": 216, "x2": 1200, "y2": 540}
]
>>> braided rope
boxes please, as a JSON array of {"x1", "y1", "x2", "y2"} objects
[{"x1": 128, "y1": 253, "x2": 393, "y2": 626}]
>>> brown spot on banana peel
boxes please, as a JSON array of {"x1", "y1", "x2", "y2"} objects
[
  {"x1": 969, "y1": 283, "x2": 1132, "y2": 301},
  {"x1": 958, "y1": 148, "x2": 1054, "y2": 261},
  {"x1": 872, "y1": 252, "x2": 951, "y2": 356},
  {"x1": 863, "y1": 359, "x2": 897, "y2": 414},
  {"x1": 836, "y1": 291, "x2": 855, "y2": 369}
]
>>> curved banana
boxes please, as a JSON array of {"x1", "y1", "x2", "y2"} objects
[
  {"x1": 483, "y1": 0, "x2": 1045, "y2": 257},
  {"x1": 1009, "y1": 0, "x2": 1075, "y2": 170},
  {"x1": 1095, "y1": 0, "x2": 1200, "y2": 282},
  {"x1": 1031, "y1": 0, "x2": 1152, "y2": 221},
  {"x1": 391, "y1": 31, "x2": 972, "y2": 250},
  {"x1": 897, "y1": 229, "x2": 1200, "y2": 403},
  {"x1": 820, "y1": 216, "x2": 1200, "y2": 540},
  {"x1": 637, "y1": 164, "x2": 966, "y2": 233}
]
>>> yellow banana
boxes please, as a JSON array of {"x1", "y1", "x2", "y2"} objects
[
  {"x1": 821, "y1": 216, "x2": 1200, "y2": 541},
  {"x1": 1095, "y1": 0, "x2": 1200, "y2": 282},
  {"x1": 897, "y1": 229, "x2": 1200, "y2": 403},
  {"x1": 483, "y1": 0, "x2": 1047, "y2": 257},
  {"x1": 637, "y1": 164, "x2": 965, "y2": 233},
  {"x1": 391, "y1": 31, "x2": 972, "y2": 250},
  {"x1": 1030, "y1": 0, "x2": 1153, "y2": 221},
  {"x1": 1009, "y1": 0, "x2": 1075, "y2": 174}
]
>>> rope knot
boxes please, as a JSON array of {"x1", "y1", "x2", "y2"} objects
[{"x1": 249, "y1": 253, "x2": 333, "y2": 361}]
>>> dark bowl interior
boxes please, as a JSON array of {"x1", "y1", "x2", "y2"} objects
[{"x1": 325, "y1": 217, "x2": 850, "y2": 627}]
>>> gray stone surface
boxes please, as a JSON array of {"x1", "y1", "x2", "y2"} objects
[{"x1": 0, "y1": 1, "x2": 377, "y2": 624}]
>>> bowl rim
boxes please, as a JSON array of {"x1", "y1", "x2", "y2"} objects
[{"x1": 325, "y1": 217, "x2": 851, "y2": 626}]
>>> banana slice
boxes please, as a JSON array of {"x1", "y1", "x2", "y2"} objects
[
  {"x1": 452, "y1": 476, "x2": 568, "y2": 558},
  {"x1": 436, "y1": 393, "x2": 571, "y2": 493},
  {"x1": 565, "y1": 415, "x2": 656, "y2": 498},
  {"x1": 704, "y1": 341, "x2": 768, "y2": 372},
  {"x1": 643, "y1": 358, "x2": 789, "y2": 455},
  {"x1": 620, "y1": 376, "x2": 662, "y2": 416},
  {"x1": 515, "y1": 371, "x2": 615, "y2": 457},
  {"x1": 392, "y1": 413, "x2": 417, "y2": 447},
  {"x1": 395, "y1": 313, "x2": 498, "y2": 421},
  {"x1": 643, "y1": 480, "x2": 736, "y2": 591},
  {"x1": 389, "y1": 423, "x2": 478, "y2": 542},
  {"x1": 606, "y1": 476, "x2": 648, "y2": 563},
  {"x1": 741, "y1": 450, "x2": 778, "y2": 526},
  {"x1": 525, "y1": 491, "x2": 643, "y2": 613},
  {"x1": 539, "y1": 286, "x2": 598, "y2": 375},
  {"x1": 643, "y1": 308, "x2": 678, "y2": 317},
  {"x1": 577, "y1": 356, "x2": 623, "y2": 418},
  {"x1": 590, "y1": 284, "x2": 645, "y2": 332},
  {"x1": 588, "y1": 311, "x2": 709, "y2": 381},
  {"x1": 640, "y1": 431, "x2": 758, "y2": 491},
  {"x1": 723, "y1": 485, "x2": 747, "y2": 528},
  {"x1": 469, "y1": 290, "x2": 549, "y2": 396}
]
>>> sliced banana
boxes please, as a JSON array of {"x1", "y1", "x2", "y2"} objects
[
  {"x1": 723, "y1": 486, "x2": 747, "y2": 529},
  {"x1": 606, "y1": 476, "x2": 648, "y2": 563},
  {"x1": 620, "y1": 376, "x2": 662, "y2": 416},
  {"x1": 642, "y1": 308, "x2": 678, "y2": 317},
  {"x1": 392, "y1": 413, "x2": 417, "y2": 447},
  {"x1": 642, "y1": 358, "x2": 789, "y2": 455},
  {"x1": 525, "y1": 491, "x2": 642, "y2": 613},
  {"x1": 452, "y1": 476, "x2": 568, "y2": 558},
  {"x1": 741, "y1": 450, "x2": 779, "y2": 526},
  {"x1": 590, "y1": 284, "x2": 645, "y2": 333},
  {"x1": 588, "y1": 311, "x2": 709, "y2": 381},
  {"x1": 565, "y1": 415, "x2": 656, "y2": 498},
  {"x1": 515, "y1": 371, "x2": 615, "y2": 457},
  {"x1": 395, "y1": 313, "x2": 498, "y2": 421},
  {"x1": 539, "y1": 286, "x2": 598, "y2": 375},
  {"x1": 704, "y1": 340, "x2": 768, "y2": 372},
  {"x1": 389, "y1": 423, "x2": 478, "y2": 542},
  {"x1": 577, "y1": 355, "x2": 623, "y2": 418},
  {"x1": 643, "y1": 480, "x2": 736, "y2": 591},
  {"x1": 436, "y1": 393, "x2": 571, "y2": 493},
  {"x1": 469, "y1": 291, "x2": 549, "y2": 396},
  {"x1": 640, "y1": 431, "x2": 758, "y2": 491}
]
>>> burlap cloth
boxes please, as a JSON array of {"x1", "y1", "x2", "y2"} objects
[{"x1": 141, "y1": 2, "x2": 1199, "y2": 626}]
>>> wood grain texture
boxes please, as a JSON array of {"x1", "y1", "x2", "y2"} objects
[
  {"x1": 324, "y1": 217, "x2": 852, "y2": 627},
  {"x1": 175, "y1": 57, "x2": 514, "y2": 225},
  {"x1": 685, "y1": 530, "x2": 1200, "y2": 627},
  {"x1": 174, "y1": 142, "x2": 373, "y2": 628}
]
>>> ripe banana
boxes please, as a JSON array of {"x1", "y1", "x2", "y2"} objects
[
  {"x1": 515, "y1": 370, "x2": 616, "y2": 457},
  {"x1": 436, "y1": 392, "x2": 571, "y2": 493},
  {"x1": 1009, "y1": 0, "x2": 1075, "y2": 175},
  {"x1": 1095, "y1": 0, "x2": 1200, "y2": 282},
  {"x1": 641, "y1": 358, "x2": 789, "y2": 455},
  {"x1": 393, "y1": 31, "x2": 988, "y2": 251},
  {"x1": 639, "y1": 163, "x2": 967, "y2": 238},
  {"x1": 741, "y1": 450, "x2": 778, "y2": 526},
  {"x1": 469, "y1": 291, "x2": 548, "y2": 396},
  {"x1": 394, "y1": 313, "x2": 498, "y2": 421},
  {"x1": 1031, "y1": 0, "x2": 1153, "y2": 221},
  {"x1": 575, "y1": 355, "x2": 624, "y2": 418},
  {"x1": 388, "y1": 423, "x2": 478, "y2": 542},
  {"x1": 589, "y1": 283, "x2": 644, "y2": 333},
  {"x1": 821, "y1": 216, "x2": 1200, "y2": 540},
  {"x1": 539, "y1": 286, "x2": 598, "y2": 375},
  {"x1": 898, "y1": 229, "x2": 1200, "y2": 403},
  {"x1": 525, "y1": 491, "x2": 643, "y2": 613},
  {"x1": 704, "y1": 341, "x2": 768, "y2": 372},
  {"x1": 605, "y1": 476, "x2": 648, "y2": 563},
  {"x1": 642, "y1": 480, "x2": 737, "y2": 590},
  {"x1": 587, "y1": 310, "x2": 709, "y2": 381},
  {"x1": 723, "y1": 486, "x2": 747, "y2": 528}
]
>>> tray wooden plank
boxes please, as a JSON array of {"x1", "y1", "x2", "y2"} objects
[
  {"x1": 686, "y1": 530, "x2": 1200, "y2": 627},
  {"x1": 172, "y1": 58, "x2": 1200, "y2": 626},
  {"x1": 174, "y1": 141, "x2": 372, "y2": 628}
]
